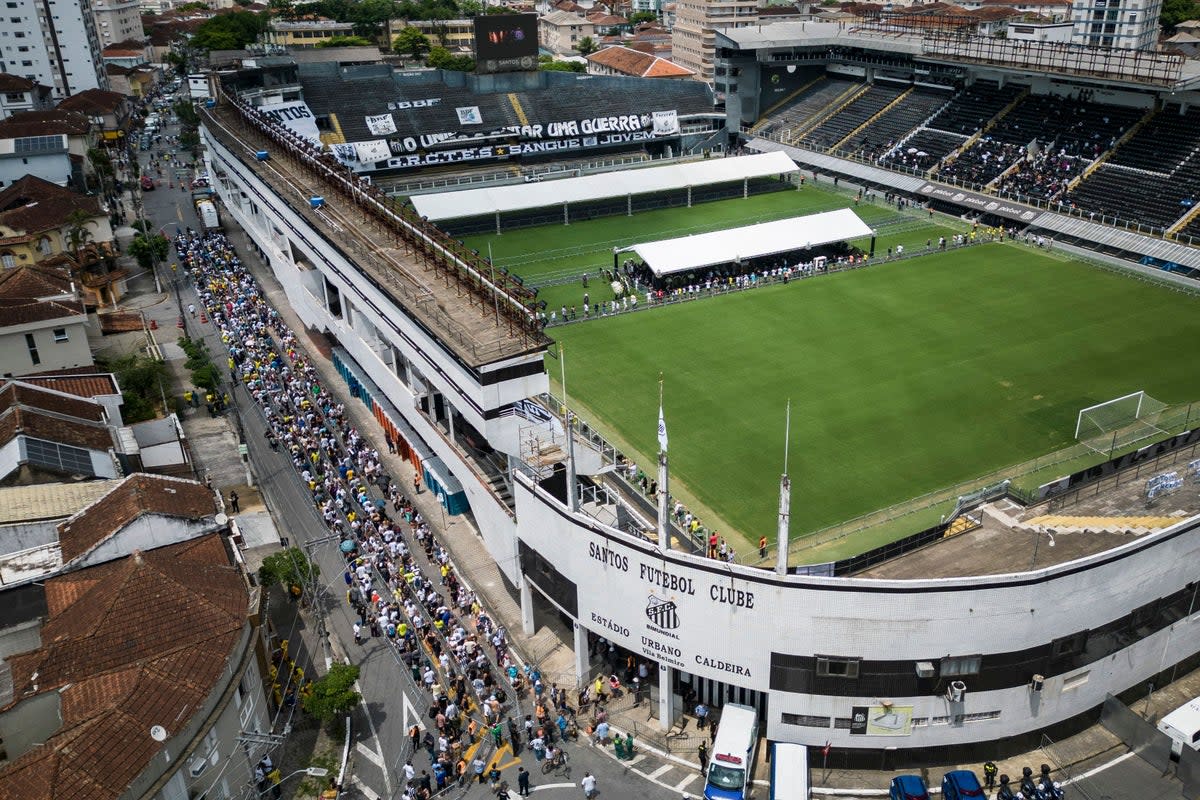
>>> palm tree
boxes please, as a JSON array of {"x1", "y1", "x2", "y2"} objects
[{"x1": 64, "y1": 209, "x2": 95, "y2": 257}]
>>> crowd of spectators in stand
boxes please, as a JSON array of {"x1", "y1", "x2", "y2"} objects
[
  {"x1": 177, "y1": 230, "x2": 560, "y2": 799},
  {"x1": 938, "y1": 139, "x2": 1024, "y2": 186}
]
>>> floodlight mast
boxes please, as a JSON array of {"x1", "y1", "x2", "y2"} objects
[{"x1": 776, "y1": 400, "x2": 791, "y2": 577}]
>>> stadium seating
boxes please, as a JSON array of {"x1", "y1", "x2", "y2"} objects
[
  {"x1": 1065, "y1": 104, "x2": 1200, "y2": 231},
  {"x1": 845, "y1": 87, "x2": 953, "y2": 161},
  {"x1": 938, "y1": 92, "x2": 1140, "y2": 193},
  {"x1": 877, "y1": 81, "x2": 1024, "y2": 171},
  {"x1": 880, "y1": 129, "x2": 968, "y2": 172},
  {"x1": 797, "y1": 83, "x2": 907, "y2": 150},
  {"x1": 1022, "y1": 514, "x2": 1185, "y2": 534},
  {"x1": 758, "y1": 76, "x2": 862, "y2": 141}
]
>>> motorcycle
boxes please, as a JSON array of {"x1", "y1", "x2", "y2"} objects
[{"x1": 1038, "y1": 765, "x2": 1064, "y2": 800}]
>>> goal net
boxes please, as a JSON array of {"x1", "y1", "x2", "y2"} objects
[{"x1": 1075, "y1": 391, "x2": 1169, "y2": 455}]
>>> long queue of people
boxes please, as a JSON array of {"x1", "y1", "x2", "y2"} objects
[{"x1": 175, "y1": 230, "x2": 543, "y2": 799}]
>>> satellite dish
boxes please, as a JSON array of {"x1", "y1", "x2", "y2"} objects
[
  {"x1": 215, "y1": 513, "x2": 229, "y2": 525},
  {"x1": 150, "y1": 725, "x2": 168, "y2": 742}
]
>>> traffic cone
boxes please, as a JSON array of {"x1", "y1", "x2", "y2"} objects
[
  {"x1": 199, "y1": 311, "x2": 207, "y2": 324},
  {"x1": 150, "y1": 319, "x2": 158, "y2": 330},
  {"x1": 177, "y1": 316, "x2": 184, "y2": 328}
]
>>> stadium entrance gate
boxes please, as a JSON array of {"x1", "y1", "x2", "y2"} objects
[{"x1": 677, "y1": 670, "x2": 766, "y2": 716}]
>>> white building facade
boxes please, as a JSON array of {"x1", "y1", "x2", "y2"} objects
[
  {"x1": 92, "y1": 0, "x2": 144, "y2": 48},
  {"x1": 0, "y1": 0, "x2": 106, "y2": 96},
  {"x1": 1070, "y1": 0, "x2": 1162, "y2": 49}
]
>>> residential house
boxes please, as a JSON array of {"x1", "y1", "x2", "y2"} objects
[
  {"x1": 57, "y1": 88, "x2": 133, "y2": 144},
  {"x1": 0, "y1": 110, "x2": 98, "y2": 191},
  {"x1": 0, "y1": 176, "x2": 122, "y2": 307},
  {"x1": 0, "y1": 526, "x2": 274, "y2": 800},
  {"x1": 0, "y1": 135, "x2": 73, "y2": 190},
  {"x1": 389, "y1": 18, "x2": 476, "y2": 52},
  {"x1": 539, "y1": 10, "x2": 597, "y2": 55},
  {"x1": 586, "y1": 44, "x2": 696, "y2": 77},
  {"x1": 0, "y1": 265, "x2": 93, "y2": 379},
  {"x1": 585, "y1": 10, "x2": 631, "y2": 34},
  {"x1": 0, "y1": 76, "x2": 54, "y2": 123},
  {"x1": 105, "y1": 64, "x2": 160, "y2": 97},
  {"x1": 101, "y1": 40, "x2": 151, "y2": 68},
  {"x1": 20, "y1": 369, "x2": 124, "y2": 424}
]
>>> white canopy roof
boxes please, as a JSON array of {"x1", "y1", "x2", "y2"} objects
[
  {"x1": 409, "y1": 151, "x2": 798, "y2": 222},
  {"x1": 626, "y1": 208, "x2": 874, "y2": 276}
]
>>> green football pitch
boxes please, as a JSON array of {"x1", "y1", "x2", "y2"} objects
[
  {"x1": 464, "y1": 185, "x2": 962, "y2": 313},
  {"x1": 549, "y1": 245, "x2": 1200, "y2": 559}
]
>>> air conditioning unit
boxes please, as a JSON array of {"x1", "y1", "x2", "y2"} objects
[
  {"x1": 915, "y1": 661, "x2": 936, "y2": 678},
  {"x1": 946, "y1": 680, "x2": 967, "y2": 703},
  {"x1": 188, "y1": 757, "x2": 208, "y2": 778}
]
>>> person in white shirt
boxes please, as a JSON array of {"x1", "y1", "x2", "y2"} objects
[{"x1": 581, "y1": 772, "x2": 597, "y2": 798}]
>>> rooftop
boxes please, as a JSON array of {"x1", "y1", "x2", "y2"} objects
[
  {"x1": 0, "y1": 534, "x2": 247, "y2": 800},
  {"x1": 58, "y1": 473, "x2": 218, "y2": 562},
  {"x1": 0, "y1": 479, "x2": 122, "y2": 525},
  {"x1": 0, "y1": 109, "x2": 92, "y2": 138},
  {"x1": 0, "y1": 262, "x2": 74, "y2": 299},
  {"x1": 0, "y1": 175, "x2": 104, "y2": 233},
  {"x1": 0, "y1": 380, "x2": 107, "y2": 422},
  {"x1": 57, "y1": 88, "x2": 127, "y2": 117},
  {"x1": 203, "y1": 100, "x2": 550, "y2": 369},
  {"x1": 587, "y1": 45, "x2": 696, "y2": 77},
  {"x1": 0, "y1": 74, "x2": 40, "y2": 93},
  {"x1": 0, "y1": 405, "x2": 113, "y2": 452}
]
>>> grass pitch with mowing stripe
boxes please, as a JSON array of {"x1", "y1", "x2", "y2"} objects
[{"x1": 550, "y1": 244, "x2": 1200, "y2": 556}]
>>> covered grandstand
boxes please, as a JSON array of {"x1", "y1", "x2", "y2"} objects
[
  {"x1": 619, "y1": 208, "x2": 873, "y2": 276},
  {"x1": 409, "y1": 151, "x2": 798, "y2": 229}
]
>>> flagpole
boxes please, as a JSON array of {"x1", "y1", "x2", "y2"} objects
[
  {"x1": 561, "y1": 344, "x2": 577, "y2": 513},
  {"x1": 657, "y1": 374, "x2": 671, "y2": 552},
  {"x1": 776, "y1": 399, "x2": 791, "y2": 576}
]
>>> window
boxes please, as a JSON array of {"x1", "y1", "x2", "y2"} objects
[
  {"x1": 1, "y1": 251, "x2": 15, "y2": 268},
  {"x1": 781, "y1": 713, "x2": 831, "y2": 728},
  {"x1": 52, "y1": 327, "x2": 68, "y2": 342},
  {"x1": 816, "y1": 656, "x2": 860, "y2": 679},
  {"x1": 940, "y1": 655, "x2": 982, "y2": 676},
  {"x1": 1051, "y1": 631, "x2": 1089, "y2": 658},
  {"x1": 25, "y1": 332, "x2": 39, "y2": 364}
]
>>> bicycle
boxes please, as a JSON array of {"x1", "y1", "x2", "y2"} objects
[{"x1": 542, "y1": 750, "x2": 569, "y2": 775}]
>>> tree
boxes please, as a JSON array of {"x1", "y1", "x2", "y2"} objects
[
  {"x1": 458, "y1": 0, "x2": 482, "y2": 15},
  {"x1": 393, "y1": 25, "x2": 431, "y2": 59},
  {"x1": 347, "y1": 0, "x2": 396, "y2": 39},
  {"x1": 259, "y1": 546, "x2": 321, "y2": 591},
  {"x1": 575, "y1": 36, "x2": 598, "y2": 55},
  {"x1": 317, "y1": 34, "x2": 374, "y2": 46},
  {"x1": 101, "y1": 352, "x2": 169, "y2": 423},
  {"x1": 64, "y1": 209, "x2": 95, "y2": 256},
  {"x1": 426, "y1": 45, "x2": 474, "y2": 71},
  {"x1": 128, "y1": 231, "x2": 169, "y2": 270},
  {"x1": 302, "y1": 663, "x2": 361, "y2": 727},
  {"x1": 164, "y1": 49, "x2": 189, "y2": 75},
  {"x1": 629, "y1": 10, "x2": 657, "y2": 24},
  {"x1": 1161, "y1": 0, "x2": 1200, "y2": 28},
  {"x1": 189, "y1": 10, "x2": 268, "y2": 51},
  {"x1": 540, "y1": 59, "x2": 585, "y2": 72}
]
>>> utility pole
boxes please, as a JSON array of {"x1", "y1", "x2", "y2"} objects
[
  {"x1": 776, "y1": 400, "x2": 792, "y2": 576},
  {"x1": 301, "y1": 533, "x2": 340, "y2": 669}
]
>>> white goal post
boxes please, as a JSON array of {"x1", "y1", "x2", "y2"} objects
[{"x1": 1075, "y1": 390, "x2": 1169, "y2": 455}]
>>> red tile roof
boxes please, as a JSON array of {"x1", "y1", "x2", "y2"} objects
[
  {"x1": 0, "y1": 296, "x2": 86, "y2": 326},
  {"x1": 57, "y1": 89, "x2": 127, "y2": 116},
  {"x1": 0, "y1": 74, "x2": 38, "y2": 93},
  {"x1": 587, "y1": 45, "x2": 695, "y2": 77},
  {"x1": 0, "y1": 380, "x2": 106, "y2": 421},
  {"x1": 58, "y1": 474, "x2": 218, "y2": 562},
  {"x1": 0, "y1": 534, "x2": 246, "y2": 800},
  {"x1": 0, "y1": 406, "x2": 113, "y2": 451},
  {"x1": 0, "y1": 174, "x2": 104, "y2": 233},
  {"x1": 20, "y1": 372, "x2": 120, "y2": 398},
  {"x1": 0, "y1": 109, "x2": 92, "y2": 138},
  {"x1": 0, "y1": 261, "x2": 73, "y2": 296}
]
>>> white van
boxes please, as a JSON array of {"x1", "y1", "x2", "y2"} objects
[
  {"x1": 704, "y1": 703, "x2": 759, "y2": 800},
  {"x1": 769, "y1": 743, "x2": 808, "y2": 800},
  {"x1": 1158, "y1": 696, "x2": 1200, "y2": 759}
]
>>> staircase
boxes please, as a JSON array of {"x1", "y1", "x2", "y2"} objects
[
  {"x1": 507, "y1": 92, "x2": 530, "y2": 127},
  {"x1": 944, "y1": 512, "x2": 983, "y2": 538},
  {"x1": 1168, "y1": 196, "x2": 1200, "y2": 236},
  {"x1": 831, "y1": 86, "x2": 913, "y2": 153},
  {"x1": 930, "y1": 85, "x2": 1030, "y2": 179}
]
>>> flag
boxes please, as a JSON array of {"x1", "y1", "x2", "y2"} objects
[
  {"x1": 657, "y1": 403, "x2": 668, "y2": 453},
  {"x1": 822, "y1": 741, "x2": 831, "y2": 759}
]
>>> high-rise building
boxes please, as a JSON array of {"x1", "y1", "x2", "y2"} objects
[
  {"x1": 1070, "y1": 0, "x2": 1162, "y2": 48},
  {"x1": 671, "y1": 0, "x2": 757, "y2": 82},
  {"x1": 0, "y1": 0, "x2": 107, "y2": 97},
  {"x1": 92, "y1": 0, "x2": 143, "y2": 49}
]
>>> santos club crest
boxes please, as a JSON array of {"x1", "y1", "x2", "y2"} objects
[{"x1": 645, "y1": 594, "x2": 680, "y2": 630}]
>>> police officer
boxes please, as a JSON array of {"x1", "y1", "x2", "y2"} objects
[{"x1": 983, "y1": 761, "x2": 998, "y2": 791}]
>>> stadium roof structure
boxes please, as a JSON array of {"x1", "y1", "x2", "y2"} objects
[
  {"x1": 410, "y1": 152, "x2": 799, "y2": 222},
  {"x1": 622, "y1": 208, "x2": 873, "y2": 276}
]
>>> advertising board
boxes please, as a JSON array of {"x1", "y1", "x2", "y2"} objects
[{"x1": 474, "y1": 14, "x2": 539, "y2": 74}]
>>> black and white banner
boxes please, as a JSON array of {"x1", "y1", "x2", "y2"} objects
[
  {"x1": 353, "y1": 139, "x2": 391, "y2": 164},
  {"x1": 259, "y1": 100, "x2": 321, "y2": 144},
  {"x1": 456, "y1": 106, "x2": 483, "y2": 125},
  {"x1": 651, "y1": 110, "x2": 679, "y2": 136},
  {"x1": 365, "y1": 113, "x2": 397, "y2": 136}
]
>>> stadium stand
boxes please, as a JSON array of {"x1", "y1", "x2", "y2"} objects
[
  {"x1": 1065, "y1": 105, "x2": 1200, "y2": 232},
  {"x1": 845, "y1": 86, "x2": 953, "y2": 160},
  {"x1": 1022, "y1": 514, "x2": 1186, "y2": 534},
  {"x1": 877, "y1": 80, "x2": 1024, "y2": 171},
  {"x1": 757, "y1": 76, "x2": 862, "y2": 141},
  {"x1": 938, "y1": 92, "x2": 1140, "y2": 191},
  {"x1": 797, "y1": 82, "x2": 907, "y2": 150}
]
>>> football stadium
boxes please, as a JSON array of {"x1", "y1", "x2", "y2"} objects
[{"x1": 202, "y1": 15, "x2": 1200, "y2": 762}]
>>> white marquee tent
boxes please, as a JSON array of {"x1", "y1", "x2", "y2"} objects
[
  {"x1": 623, "y1": 208, "x2": 874, "y2": 276},
  {"x1": 409, "y1": 151, "x2": 799, "y2": 222}
]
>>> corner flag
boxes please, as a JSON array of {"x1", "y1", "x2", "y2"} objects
[{"x1": 657, "y1": 404, "x2": 668, "y2": 453}]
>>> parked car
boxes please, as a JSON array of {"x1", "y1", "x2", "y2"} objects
[
  {"x1": 141, "y1": 175, "x2": 155, "y2": 191},
  {"x1": 942, "y1": 771, "x2": 984, "y2": 800},
  {"x1": 890, "y1": 775, "x2": 930, "y2": 800}
]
